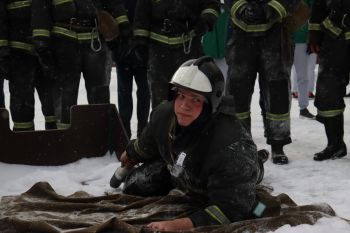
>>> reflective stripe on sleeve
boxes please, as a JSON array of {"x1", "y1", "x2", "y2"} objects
[
  {"x1": 204, "y1": 205, "x2": 231, "y2": 225},
  {"x1": 32, "y1": 29, "x2": 51, "y2": 38}
]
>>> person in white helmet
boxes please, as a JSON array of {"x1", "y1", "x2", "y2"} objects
[{"x1": 109, "y1": 56, "x2": 268, "y2": 231}]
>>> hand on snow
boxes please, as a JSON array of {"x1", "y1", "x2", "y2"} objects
[{"x1": 147, "y1": 218, "x2": 194, "y2": 231}]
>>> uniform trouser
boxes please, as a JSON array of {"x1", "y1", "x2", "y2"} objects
[
  {"x1": 226, "y1": 28, "x2": 292, "y2": 146},
  {"x1": 315, "y1": 34, "x2": 350, "y2": 121},
  {"x1": 0, "y1": 78, "x2": 4, "y2": 108},
  {"x1": 147, "y1": 39, "x2": 203, "y2": 108},
  {"x1": 9, "y1": 50, "x2": 56, "y2": 130},
  {"x1": 292, "y1": 43, "x2": 316, "y2": 109},
  {"x1": 52, "y1": 36, "x2": 111, "y2": 125},
  {"x1": 115, "y1": 61, "x2": 150, "y2": 138}
]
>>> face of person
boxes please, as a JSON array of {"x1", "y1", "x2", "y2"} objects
[{"x1": 174, "y1": 88, "x2": 206, "y2": 127}]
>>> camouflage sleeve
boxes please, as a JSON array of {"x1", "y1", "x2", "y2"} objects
[
  {"x1": 308, "y1": 0, "x2": 327, "y2": 44},
  {"x1": 190, "y1": 139, "x2": 258, "y2": 226},
  {"x1": 133, "y1": 0, "x2": 152, "y2": 41},
  {"x1": 31, "y1": 0, "x2": 52, "y2": 49},
  {"x1": 0, "y1": 1, "x2": 9, "y2": 52}
]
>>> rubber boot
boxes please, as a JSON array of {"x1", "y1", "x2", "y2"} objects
[
  {"x1": 314, "y1": 114, "x2": 347, "y2": 161},
  {"x1": 271, "y1": 144, "x2": 289, "y2": 165}
]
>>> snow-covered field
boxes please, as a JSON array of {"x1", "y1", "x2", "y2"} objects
[{"x1": 1, "y1": 68, "x2": 350, "y2": 232}]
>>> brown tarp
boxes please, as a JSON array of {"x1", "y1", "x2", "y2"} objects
[{"x1": 0, "y1": 182, "x2": 348, "y2": 233}]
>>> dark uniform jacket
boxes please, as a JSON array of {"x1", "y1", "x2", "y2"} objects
[
  {"x1": 228, "y1": 0, "x2": 299, "y2": 35},
  {"x1": 309, "y1": 0, "x2": 350, "y2": 44},
  {"x1": 133, "y1": 0, "x2": 220, "y2": 46},
  {"x1": 0, "y1": 0, "x2": 34, "y2": 55},
  {"x1": 126, "y1": 101, "x2": 258, "y2": 226},
  {"x1": 31, "y1": 0, "x2": 129, "y2": 48}
]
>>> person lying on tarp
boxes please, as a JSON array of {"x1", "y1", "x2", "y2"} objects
[{"x1": 110, "y1": 56, "x2": 268, "y2": 231}]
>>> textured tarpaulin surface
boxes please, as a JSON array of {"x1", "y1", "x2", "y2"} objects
[{"x1": 0, "y1": 182, "x2": 348, "y2": 233}]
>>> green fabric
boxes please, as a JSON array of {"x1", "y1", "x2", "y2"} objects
[
  {"x1": 202, "y1": 7, "x2": 229, "y2": 59},
  {"x1": 293, "y1": 0, "x2": 313, "y2": 43}
]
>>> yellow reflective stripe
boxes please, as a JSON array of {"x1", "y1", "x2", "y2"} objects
[
  {"x1": 235, "y1": 111, "x2": 250, "y2": 120},
  {"x1": 134, "y1": 29, "x2": 150, "y2": 37},
  {"x1": 345, "y1": 31, "x2": 350, "y2": 40},
  {"x1": 266, "y1": 112, "x2": 290, "y2": 121},
  {"x1": 318, "y1": 108, "x2": 344, "y2": 118},
  {"x1": 45, "y1": 115, "x2": 57, "y2": 123},
  {"x1": 149, "y1": 31, "x2": 195, "y2": 45},
  {"x1": 57, "y1": 122, "x2": 70, "y2": 129},
  {"x1": 52, "y1": 0, "x2": 73, "y2": 6},
  {"x1": 134, "y1": 139, "x2": 147, "y2": 157},
  {"x1": 267, "y1": 0, "x2": 287, "y2": 19},
  {"x1": 201, "y1": 8, "x2": 219, "y2": 18},
  {"x1": 32, "y1": 29, "x2": 50, "y2": 38},
  {"x1": 9, "y1": 41, "x2": 33, "y2": 52},
  {"x1": 52, "y1": 26, "x2": 97, "y2": 40},
  {"x1": 0, "y1": 40, "x2": 9, "y2": 47},
  {"x1": 231, "y1": 0, "x2": 247, "y2": 17},
  {"x1": 231, "y1": 16, "x2": 277, "y2": 32},
  {"x1": 115, "y1": 15, "x2": 129, "y2": 24},
  {"x1": 204, "y1": 205, "x2": 231, "y2": 225},
  {"x1": 13, "y1": 121, "x2": 34, "y2": 129},
  {"x1": 309, "y1": 23, "x2": 321, "y2": 31},
  {"x1": 322, "y1": 17, "x2": 343, "y2": 37},
  {"x1": 6, "y1": 0, "x2": 30, "y2": 10}
]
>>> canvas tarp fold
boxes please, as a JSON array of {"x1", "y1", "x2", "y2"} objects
[{"x1": 0, "y1": 182, "x2": 348, "y2": 233}]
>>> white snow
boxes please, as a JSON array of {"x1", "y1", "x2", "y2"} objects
[{"x1": 1, "y1": 67, "x2": 350, "y2": 232}]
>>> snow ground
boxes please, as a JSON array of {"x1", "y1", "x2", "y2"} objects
[{"x1": 1, "y1": 68, "x2": 350, "y2": 232}]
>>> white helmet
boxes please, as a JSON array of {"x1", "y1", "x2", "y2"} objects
[{"x1": 170, "y1": 56, "x2": 225, "y2": 113}]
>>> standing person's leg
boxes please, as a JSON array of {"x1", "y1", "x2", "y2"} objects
[
  {"x1": 133, "y1": 65, "x2": 150, "y2": 136},
  {"x1": 53, "y1": 37, "x2": 81, "y2": 128},
  {"x1": 35, "y1": 61, "x2": 57, "y2": 130},
  {"x1": 9, "y1": 51, "x2": 36, "y2": 131},
  {"x1": 294, "y1": 43, "x2": 315, "y2": 119},
  {"x1": 116, "y1": 61, "x2": 134, "y2": 138},
  {"x1": 291, "y1": 66, "x2": 298, "y2": 97},
  {"x1": 83, "y1": 43, "x2": 111, "y2": 104},
  {"x1": 0, "y1": 78, "x2": 4, "y2": 108}
]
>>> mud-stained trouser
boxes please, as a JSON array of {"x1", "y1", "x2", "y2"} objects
[
  {"x1": 52, "y1": 35, "x2": 111, "y2": 128},
  {"x1": 315, "y1": 33, "x2": 350, "y2": 122},
  {"x1": 226, "y1": 27, "x2": 292, "y2": 146},
  {"x1": 147, "y1": 39, "x2": 203, "y2": 108},
  {"x1": 9, "y1": 50, "x2": 56, "y2": 131}
]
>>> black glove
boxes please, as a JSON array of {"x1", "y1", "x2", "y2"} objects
[
  {"x1": 238, "y1": 2, "x2": 267, "y2": 24},
  {"x1": 36, "y1": 47, "x2": 56, "y2": 80},
  {"x1": 126, "y1": 38, "x2": 149, "y2": 68},
  {"x1": 193, "y1": 18, "x2": 209, "y2": 37}
]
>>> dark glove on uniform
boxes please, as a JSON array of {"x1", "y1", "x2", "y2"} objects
[
  {"x1": 126, "y1": 39, "x2": 148, "y2": 68},
  {"x1": 193, "y1": 18, "x2": 210, "y2": 37},
  {"x1": 36, "y1": 47, "x2": 56, "y2": 80}
]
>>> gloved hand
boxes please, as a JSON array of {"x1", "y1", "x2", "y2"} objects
[
  {"x1": 126, "y1": 41, "x2": 149, "y2": 68},
  {"x1": 36, "y1": 47, "x2": 56, "y2": 80},
  {"x1": 193, "y1": 18, "x2": 209, "y2": 37},
  {"x1": 237, "y1": 2, "x2": 267, "y2": 24}
]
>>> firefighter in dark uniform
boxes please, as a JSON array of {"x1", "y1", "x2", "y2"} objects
[
  {"x1": 110, "y1": 57, "x2": 264, "y2": 230},
  {"x1": 225, "y1": 0, "x2": 300, "y2": 165},
  {"x1": 31, "y1": 0, "x2": 129, "y2": 129},
  {"x1": 132, "y1": 0, "x2": 220, "y2": 108},
  {"x1": 111, "y1": 0, "x2": 150, "y2": 138},
  {"x1": 0, "y1": 0, "x2": 57, "y2": 131},
  {"x1": 308, "y1": 0, "x2": 349, "y2": 161}
]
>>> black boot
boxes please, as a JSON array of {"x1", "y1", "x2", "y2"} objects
[
  {"x1": 314, "y1": 114, "x2": 347, "y2": 161},
  {"x1": 271, "y1": 144, "x2": 288, "y2": 165},
  {"x1": 256, "y1": 149, "x2": 269, "y2": 184}
]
